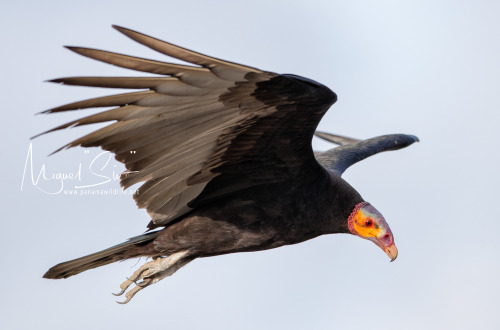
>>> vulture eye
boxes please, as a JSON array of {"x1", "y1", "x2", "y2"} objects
[{"x1": 364, "y1": 219, "x2": 373, "y2": 227}]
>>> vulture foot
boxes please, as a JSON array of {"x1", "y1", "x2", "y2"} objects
[{"x1": 114, "y1": 251, "x2": 192, "y2": 304}]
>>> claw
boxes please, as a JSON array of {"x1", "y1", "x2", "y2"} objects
[
  {"x1": 112, "y1": 288, "x2": 126, "y2": 296},
  {"x1": 112, "y1": 278, "x2": 135, "y2": 296},
  {"x1": 116, "y1": 285, "x2": 145, "y2": 304},
  {"x1": 111, "y1": 251, "x2": 193, "y2": 303}
]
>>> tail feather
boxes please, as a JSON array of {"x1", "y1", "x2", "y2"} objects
[{"x1": 43, "y1": 231, "x2": 160, "y2": 279}]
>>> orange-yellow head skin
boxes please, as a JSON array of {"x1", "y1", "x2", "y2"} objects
[{"x1": 347, "y1": 202, "x2": 398, "y2": 261}]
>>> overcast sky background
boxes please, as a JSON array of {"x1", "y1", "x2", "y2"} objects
[{"x1": 2, "y1": 1, "x2": 500, "y2": 329}]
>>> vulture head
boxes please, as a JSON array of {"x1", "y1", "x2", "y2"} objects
[{"x1": 348, "y1": 202, "x2": 397, "y2": 261}]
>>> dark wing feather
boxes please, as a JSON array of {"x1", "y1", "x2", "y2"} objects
[
  {"x1": 314, "y1": 131, "x2": 360, "y2": 145},
  {"x1": 315, "y1": 134, "x2": 419, "y2": 176},
  {"x1": 37, "y1": 26, "x2": 336, "y2": 229}
]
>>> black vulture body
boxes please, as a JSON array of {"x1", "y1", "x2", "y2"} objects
[
  {"x1": 154, "y1": 169, "x2": 361, "y2": 257},
  {"x1": 45, "y1": 166, "x2": 362, "y2": 280}
]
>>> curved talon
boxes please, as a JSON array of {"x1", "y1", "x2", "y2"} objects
[
  {"x1": 117, "y1": 285, "x2": 144, "y2": 304},
  {"x1": 116, "y1": 297, "x2": 131, "y2": 305},
  {"x1": 112, "y1": 288, "x2": 126, "y2": 296},
  {"x1": 113, "y1": 278, "x2": 135, "y2": 296}
]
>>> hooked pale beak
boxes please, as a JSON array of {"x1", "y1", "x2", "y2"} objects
[
  {"x1": 384, "y1": 244, "x2": 398, "y2": 262},
  {"x1": 368, "y1": 237, "x2": 398, "y2": 262}
]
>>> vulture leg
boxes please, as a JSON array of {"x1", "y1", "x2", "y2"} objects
[{"x1": 114, "y1": 251, "x2": 193, "y2": 304}]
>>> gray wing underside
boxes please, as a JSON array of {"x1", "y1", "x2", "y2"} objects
[{"x1": 314, "y1": 131, "x2": 419, "y2": 176}]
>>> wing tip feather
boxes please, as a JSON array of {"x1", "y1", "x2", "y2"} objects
[
  {"x1": 46, "y1": 78, "x2": 65, "y2": 84},
  {"x1": 64, "y1": 46, "x2": 99, "y2": 58},
  {"x1": 64, "y1": 45, "x2": 80, "y2": 53},
  {"x1": 112, "y1": 24, "x2": 128, "y2": 33},
  {"x1": 409, "y1": 135, "x2": 420, "y2": 143}
]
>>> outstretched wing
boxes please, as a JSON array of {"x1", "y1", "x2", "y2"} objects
[
  {"x1": 315, "y1": 133, "x2": 419, "y2": 176},
  {"x1": 37, "y1": 26, "x2": 337, "y2": 229}
]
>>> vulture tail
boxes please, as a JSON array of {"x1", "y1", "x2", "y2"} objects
[{"x1": 43, "y1": 231, "x2": 160, "y2": 279}]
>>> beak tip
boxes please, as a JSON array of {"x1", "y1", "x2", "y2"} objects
[{"x1": 385, "y1": 244, "x2": 398, "y2": 262}]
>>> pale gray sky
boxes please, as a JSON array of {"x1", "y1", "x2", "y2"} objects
[{"x1": 3, "y1": 1, "x2": 500, "y2": 329}]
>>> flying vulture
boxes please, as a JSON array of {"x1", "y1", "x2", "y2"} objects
[{"x1": 40, "y1": 26, "x2": 418, "y2": 303}]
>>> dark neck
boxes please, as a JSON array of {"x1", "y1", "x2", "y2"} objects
[
  {"x1": 318, "y1": 170, "x2": 364, "y2": 234},
  {"x1": 280, "y1": 167, "x2": 364, "y2": 239}
]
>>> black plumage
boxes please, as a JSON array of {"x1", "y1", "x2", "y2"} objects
[{"x1": 40, "y1": 26, "x2": 418, "y2": 303}]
